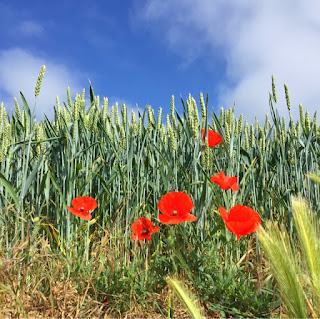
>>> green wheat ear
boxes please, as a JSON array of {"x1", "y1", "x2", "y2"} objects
[
  {"x1": 305, "y1": 111, "x2": 311, "y2": 134},
  {"x1": 200, "y1": 92, "x2": 206, "y2": 124},
  {"x1": 272, "y1": 75, "x2": 277, "y2": 103},
  {"x1": 313, "y1": 111, "x2": 318, "y2": 135},
  {"x1": 166, "y1": 277, "x2": 203, "y2": 319},
  {"x1": 35, "y1": 65, "x2": 46, "y2": 98},
  {"x1": 284, "y1": 83, "x2": 290, "y2": 112}
]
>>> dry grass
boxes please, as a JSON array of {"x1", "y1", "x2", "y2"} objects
[
  {"x1": 0, "y1": 238, "x2": 102, "y2": 318},
  {"x1": 0, "y1": 237, "x2": 223, "y2": 319}
]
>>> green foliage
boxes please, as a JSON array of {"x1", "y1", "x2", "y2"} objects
[{"x1": 179, "y1": 241, "x2": 276, "y2": 318}]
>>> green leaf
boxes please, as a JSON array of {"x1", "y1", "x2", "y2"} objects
[
  {"x1": 20, "y1": 91, "x2": 31, "y2": 134},
  {"x1": 0, "y1": 172, "x2": 21, "y2": 211},
  {"x1": 89, "y1": 83, "x2": 95, "y2": 105},
  {"x1": 48, "y1": 171, "x2": 67, "y2": 207},
  {"x1": 21, "y1": 156, "x2": 44, "y2": 200}
]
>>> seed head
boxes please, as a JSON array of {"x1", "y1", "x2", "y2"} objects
[
  {"x1": 114, "y1": 103, "x2": 120, "y2": 128},
  {"x1": 138, "y1": 116, "x2": 142, "y2": 140},
  {"x1": 67, "y1": 87, "x2": 72, "y2": 109},
  {"x1": 219, "y1": 107, "x2": 224, "y2": 125},
  {"x1": 299, "y1": 104, "x2": 305, "y2": 132},
  {"x1": 170, "y1": 95, "x2": 176, "y2": 130},
  {"x1": 271, "y1": 75, "x2": 277, "y2": 103},
  {"x1": 250, "y1": 124, "x2": 255, "y2": 148},
  {"x1": 120, "y1": 126, "x2": 126, "y2": 150},
  {"x1": 122, "y1": 103, "x2": 127, "y2": 128},
  {"x1": 130, "y1": 110, "x2": 137, "y2": 135},
  {"x1": 56, "y1": 96, "x2": 61, "y2": 116},
  {"x1": 14, "y1": 97, "x2": 21, "y2": 119},
  {"x1": 35, "y1": 65, "x2": 46, "y2": 98},
  {"x1": 200, "y1": 92, "x2": 206, "y2": 123},
  {"x1": 305, "y1": 111, "x2": 311, "y2": 134},
  {"x1": 313, "y1": 111, "x2": 318, "y2": 135},
  {"x1": 102, "y1": 97, "x2": 108, "y2": 121},
  {"x1": 237, "y1": 114, "x2": 243, "y2": 136},
  {"x1": 81, "y1": 88, "x2": 85, "y2": 100},
  {"x1": 284, "y1": 83, "x2": 290, "y2": 112},
  {"x1": 168, "y1": 125, "x2": 175, "y2": 153},
  {"x1": 157, "y1": 107, "x2": 162, "y2": 131}
]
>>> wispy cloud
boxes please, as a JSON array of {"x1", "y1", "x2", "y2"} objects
[
  {"x1": 0, "y1": 48, "x2": 86, "y2": 121},
  {"x1": 136, "y1": 0, "x2": 320, "y2": 122},
  {"x1": 17, "y1": 20, "x2": 44, "y2": 36}
]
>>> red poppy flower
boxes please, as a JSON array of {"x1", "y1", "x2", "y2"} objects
[
  {"x1": 201, "y1": 129, "x2": 222, "y2": 147},
  {"x1": 219, "y1": 205, "x2": 261, "y2": 241},
  {"x1": 132, "y1": 217, "x2": 160, "y2": 241},
  {"x1": 157, "y1": 191, "x2": 197, "y2": 225},
  {"x1": 67, "y1": 196, "x2": 97, "y2": 221},
  {"x1": 211, "y1": 171, "x2": 239, "y2": 193}
]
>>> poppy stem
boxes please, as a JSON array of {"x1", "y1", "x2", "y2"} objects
[
  {"x1": 145, "y1": 245, "x2": 149, "y2": 282},
  {"x1": 85, "y1": 220, "x2": 90, "y2": 264},
  {"x1": 166, "y1": 227, "x2": 178, "y2": 272}
]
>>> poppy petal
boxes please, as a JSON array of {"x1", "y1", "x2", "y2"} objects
[
  {"x1": 67, "y1": 206, "x2": 92, "y2": 221},
  {"x1": 139, "y1": 217, "x2": 154, "y2": 229},
  {"x1": 158, "y1": 213, "x2": 197, "y2": 225},
  {"x1": 132, "y1": 217, "x2": 159, "y2": 241},
  {"x1": 219, "y1": 207, "x2": 229, "y2": 223},
  {"x1": 211, "y1": 172, "x2": 238, "y2": 192},
  {"x1": 72, "y1": 196, "x2": 97, "y2": 211},
  {"x1": 173, "y1": 194, "x2": 194, "y2": 216},
  {"x1": 208, "y1": 130, "x2": 223, "y2": 147},
  {"x1": 219, "y1": 205, "x2": 261, "y2": 241},
  {"x1": 202, "y1": 129, "x2": 222, "y2": 147},
  {"x1": 131, "y1": 220, "x2": 143, "y2": 234},
  {"x1": 229, "y1": 205, "x2": 261, "y2": 223},
  {"x1": 231, "y1": 183, "x2": 239, "y2": 193},
  {"x1": 152, "y1": 226, "x2": 160, "y2": 233},
  {"x1": 228, "y1": 219, "x2": 261, "y2": 238},
  {"x1": 158, "y1": 213, "x2": 178, "y2": 224},
  {"x1": 157, "y1": 191, "x2": 193, "y2": 216},
  {"x1": 184, "y1": 213, "x2": 197, "y2": 222}
]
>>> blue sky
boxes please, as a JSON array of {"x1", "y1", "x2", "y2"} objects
[{"x1": 0, "y1": 1, "x2": 319, "y2": 123}]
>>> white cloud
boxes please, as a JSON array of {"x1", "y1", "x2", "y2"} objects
[
  {"x1": 17, "y1": 20, "x2": 44, "y2": 36},
  {"x1": 0, "y1": 48, "x2": 85, "y2": 121},
  {"x1": 136, "y1": 0, "x2": 320, "y2": 123}
]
